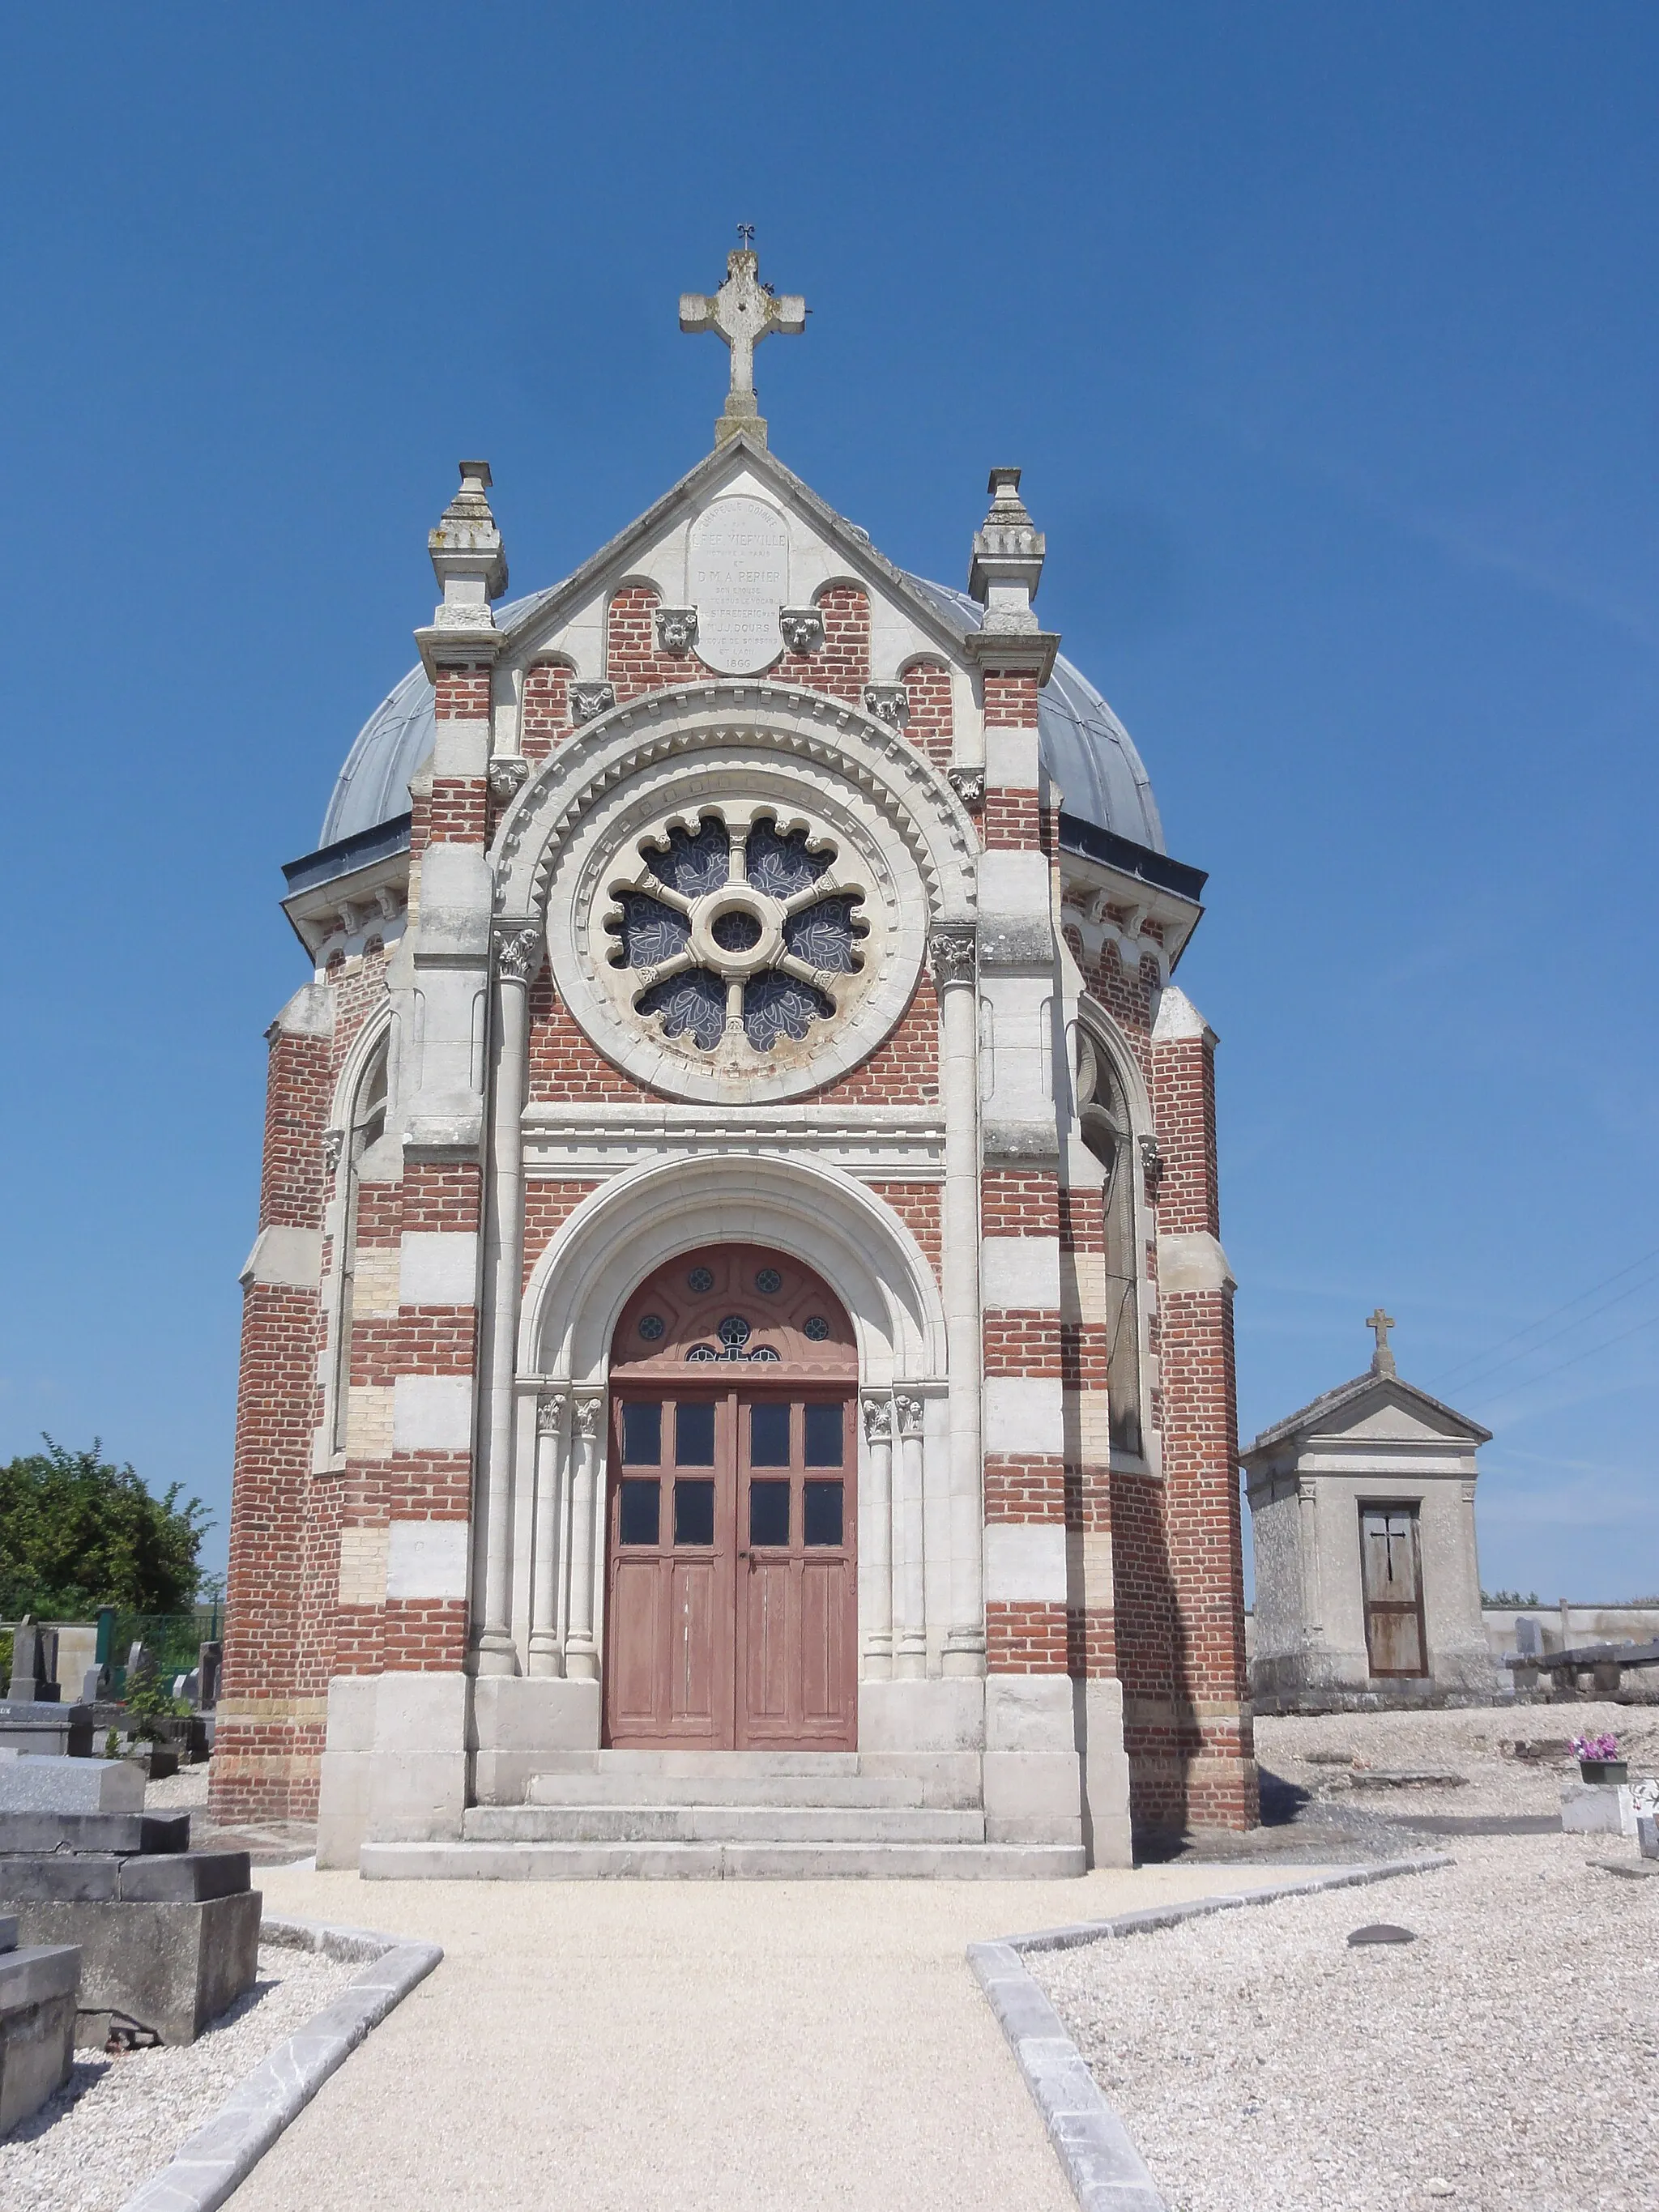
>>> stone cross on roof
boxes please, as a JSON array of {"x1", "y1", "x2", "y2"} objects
[
  {"x1": 1366, "y1": 1306, "x2": 1397, "y2": 1378},
  {"x1": 680, "y1": 231, "x2": 807, "y2": 450}
]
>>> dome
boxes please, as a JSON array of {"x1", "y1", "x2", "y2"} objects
[{"x1": 317, "y1": 578, "x2": 1163, "y2": 855}]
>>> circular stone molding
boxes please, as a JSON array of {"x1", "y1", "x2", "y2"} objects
[{"x1": 536, "y1": 731, "x2": 934, "y2": 1103}]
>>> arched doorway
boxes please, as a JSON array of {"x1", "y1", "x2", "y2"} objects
[{"x1": 603, "y1": 1243, "x2": 859, "y2": 1751}]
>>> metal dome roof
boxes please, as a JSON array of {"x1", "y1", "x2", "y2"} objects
[{"x1": 318, "y1": 578, "x2": 1164, "y2": 854}]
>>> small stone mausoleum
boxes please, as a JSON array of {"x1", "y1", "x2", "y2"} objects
[
  {"x1": 1243, "y1": 1312, "x2": 1499, "y2": 1713},
  {"x1": 212, "y1": 243, "x2": 1258, "y2": 1873}
]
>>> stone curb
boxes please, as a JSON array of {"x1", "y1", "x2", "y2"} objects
[
  {"x1": 115, "y1": 1913, "x2": 443, "y2": 2212},
  {"x1": 969, "y1": 1854, "x2": 1452, "y2": 2212}
]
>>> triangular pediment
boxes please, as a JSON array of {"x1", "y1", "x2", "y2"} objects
[
  {"x1": 1247, "y1": 1370, "x2": 1491, "y2": 1456},
  {"x1": 498, "y1": 431, "x2": 974, "y2": 677}
]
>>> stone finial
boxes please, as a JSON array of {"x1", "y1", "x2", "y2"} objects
[
  {"x1": 1367, "y1": 1307, "x2": 1398, "y2": 1378},
  {"x1": 680, "y1": 231, "x2": 807, "y2": 449},
  {"x1": 428, "y1": 460, "x2": 508, "y2": 631},
  {"x1": 968, "y1": 467, "x2": 1045, "y2": 634}
]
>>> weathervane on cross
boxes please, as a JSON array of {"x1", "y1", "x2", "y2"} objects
[{"x1": 680, "y1": 228, "x2": 807, "y2": 450}]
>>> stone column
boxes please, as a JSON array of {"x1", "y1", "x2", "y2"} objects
[
  {"x1": 859, "y1": 1392, "x2": 894, "y2": 1681},
  {"x1": 527, "y1": 1392, "x2": 568, "y2": 1677},
  {"x1": 932, "y1": 925, "x2": 987, "y2": 1674},
  {"x1": 564, "y1": 1393, "x2": 604, "y2": 1682},
  {"x1": 893, "y1": 1395, "x2": 928, "y2": 1678},
  {"x1": 474, "y1": 923, "x2": 540, "y2": 1674}
]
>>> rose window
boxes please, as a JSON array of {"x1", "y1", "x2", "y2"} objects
[{"x1": 603, "y1": 809, "x2": 868, "y2": 1062}]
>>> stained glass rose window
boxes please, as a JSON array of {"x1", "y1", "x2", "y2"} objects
[{"x1": 604, "y1": 809, "x2": 867, "y2": 1060}]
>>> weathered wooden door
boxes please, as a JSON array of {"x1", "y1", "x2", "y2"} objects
[
  {"x1": 1360, "y1": 1505, "x2": 1427, "y2": 1677},
  {"x1": 737, "y1": 1396, "x2": 856, "y2": 1748},
  {"x1": 602, "y1": 1246, "x2": 858, "y2": 1752}
]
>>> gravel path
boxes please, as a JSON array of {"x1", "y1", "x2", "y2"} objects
[
  {"x1": 222, "y1": 1859, "x2": 1332, "y2": 2212},
  {"x1": 1035, "y1": 1832, "x2": 1659, "y2": 2212},
  {"x1": 0, "y1": 1943, "x2": 358, "y2": 2212}
]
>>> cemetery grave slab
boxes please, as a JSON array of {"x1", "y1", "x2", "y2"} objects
[
  {"x1": 12, "y1": 1891, "x2": 261, "y2": 2047},
  {"x1": 0, "y1": 1754, "x2": 146, "y2": 1814},
  {"x1": 0, "y1": 1809, "x2": 190, "y2": 1855},
  {"x1": 0, "y1": 1914, "x2": 80, "y2": 2136}
]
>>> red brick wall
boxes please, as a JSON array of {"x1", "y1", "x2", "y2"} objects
[
  {"x1": 522, "y1": 660, "x2": 572, "y2": 762},
  {"x1": 901, "y1": 658, "x2": 953, "y2": 771}
]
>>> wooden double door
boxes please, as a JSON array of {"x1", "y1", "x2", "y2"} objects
[{"x1": 603, "y1": 1387, "x2": 858, "y2": 1750}]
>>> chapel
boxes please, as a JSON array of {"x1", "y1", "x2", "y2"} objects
[{"x1": 212, "y1": 244, "x2": 1257, "y2": 1873}]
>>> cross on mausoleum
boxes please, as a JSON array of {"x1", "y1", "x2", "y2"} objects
[
  {"x1": 680, "y1": 230, "x2": 807, "y2": 449},
  {"x1": 1366, "y1": 1306, "x2": 1397, "y2": 1376}
]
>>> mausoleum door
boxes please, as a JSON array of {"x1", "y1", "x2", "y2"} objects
[
  {"x1": 602, "y1": 1245, "x2": 859, "y2": 1752},
  {"x1": 1359, "y1": 1505, "x2": 1428, "y2": 1677}
]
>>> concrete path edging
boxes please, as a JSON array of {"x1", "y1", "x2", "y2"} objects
[
  {"x1": 969, "y1": 1854, "x2": 1452, "y2": 2212},
  {"x1": 115, "y1": 1913, "x2": 443, "y2": 2212}
]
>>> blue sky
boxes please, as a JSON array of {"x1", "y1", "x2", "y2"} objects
[{"x1": 1, "y1": 5, "x2": 1654, "y2": 1600}]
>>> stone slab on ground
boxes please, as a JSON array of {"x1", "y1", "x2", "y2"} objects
[
  {"x1": 0, "y1": 1943, "x2": 80, "y2": 2136},
  {"x1": 0, "y1": 1755, "x2": 146, "y2": 1813},
  {"x1": 1560, "y1": 1779, "x2": 1627, "y2": 1833},
  {"x1": 0, "y1": 1705, "x2": 93, "y2": 1760},
  {"x1": 0, "y1": 1848, "x2": 251, "y2": 1905},
  {"x1": 0, "y1": 1809, "x2": 190, "y2": 1856},
  {"x1": 6, "y1": 1890, "x2": 260, "y2": 2045}
]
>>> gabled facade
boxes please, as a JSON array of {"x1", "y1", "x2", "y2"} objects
[
  {"x1": 1243, "y1": 1330, "x2": 1497, "y2": 1713},
  {"x1": 214, "y1": 341, "x2": 1256, "y2": 1870}
]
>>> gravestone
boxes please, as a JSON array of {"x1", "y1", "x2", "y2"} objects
[
  {"x1": 6, "y1": 1622, "x2": 59, "y2": 1707},
  {"x1": 0, "y1": 1912, "x2": 80, "y2": 2133},
  {"x1": 0, "y1": 1756, "x2": 145, "y2": 1814}
]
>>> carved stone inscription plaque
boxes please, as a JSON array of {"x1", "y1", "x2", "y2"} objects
[{"x1": 689, "y1": 496, "x2": 788, "y2": 674}]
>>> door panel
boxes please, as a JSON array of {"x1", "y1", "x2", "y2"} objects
[
  {"x1": 1360, "y1": 1507, "x2": 1427, "y2": 1677},
  {"x1": 604, "y1": 1369, "x2": 856, "y2": 1750}
]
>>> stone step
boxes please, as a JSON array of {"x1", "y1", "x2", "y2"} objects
[
  {"x1": 532, "y1": 1750, "x2": 868, "y2": 1779},
  {"x1": 525, "y1": 1771, "x2": 934, "y2": 1809},
  {"x1": 363, "y1": 1839, "x2": 1087, "y2": 1882},
  {"x1": 465, "y1": 1804, "x2": 985, "y2": 1845}
]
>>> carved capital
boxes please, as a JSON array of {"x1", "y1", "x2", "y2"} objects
[
  {"x1": 322, "y1": 1127, "x2": 346, "y2": 1174},
  {"x1": 655, "y1": 607, "x2": 699, "y2": 655},
  {"x1": 536, "y1": 1392, "x2": 568, "y2": 1437},
  {"x1": 573, "y1": 1393, "x2": 604, "y2": 1441},
  {"x1": 947, "y1": 765, "x2": 985, "y2": 811},
  {"x1": 488, "y1": 756, "x2": 530, "y2": 803},
  {"x1": 1138, "y1": 1132, "x2": 1164, "y2": 1195},
  {"x1": 927, "y1": 926, "x2": 977, "y2": 992},
  {"x1": 493, "y1": 923, "x2": 544, "y2": 987},
  {"x1": 860, "y1": 1392, "x2": 893, "y2": 1443},
  {"x1": 893, "y1": 1394, "x2": 925, "y2": 1438},
  {"x1": 778, "y1": 606, "x2": 825, "y2": 655},
  {"x1": 863, "y1": 683, "x2": 911, "y2": 731},
  {"x1": 571, "y1": 680, "x2": 617, "y2": 724}
]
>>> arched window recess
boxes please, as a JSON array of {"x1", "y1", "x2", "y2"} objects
[
  {"x1": 326, "y1": 1024, "x2": 391, "y2": 1462},
  {"x1": 1073, "y1": 1016, "x2": 1152, "y2": 1462}
]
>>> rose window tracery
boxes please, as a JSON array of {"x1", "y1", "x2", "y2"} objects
[{"x1": 603, "y1": 807, "x2": 868, "y2": 1063}]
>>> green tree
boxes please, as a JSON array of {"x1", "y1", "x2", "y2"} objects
[{"x1": 0, "y1": 1439, "x2": 210, "y2": 1617}]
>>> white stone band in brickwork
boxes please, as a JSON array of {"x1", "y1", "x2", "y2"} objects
[
  {"x1": 984, "y1": 1522, "x2": 1068, "y2": 1604},
  {"x1": 983, "y1": 1375, "x2": 1064, "y2": 1456},
  {"x1": 981, "y1": 1236, "x2": 1062, "y2": 1310}
]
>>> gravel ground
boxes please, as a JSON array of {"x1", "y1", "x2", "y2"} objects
[
  {"x1": 1036, "y1": 1832, "x2": 1659, "y2": 2212},
  {"x1": 0, "y1": 1943, "x2": 358, "y2": 2212},
  {"x1": 141, "y1": 1764, "x2": 209, "y2": 1813},
  {"x1": 1257, "y1": 1702, "x2": 1659, "y2": 1822}
]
